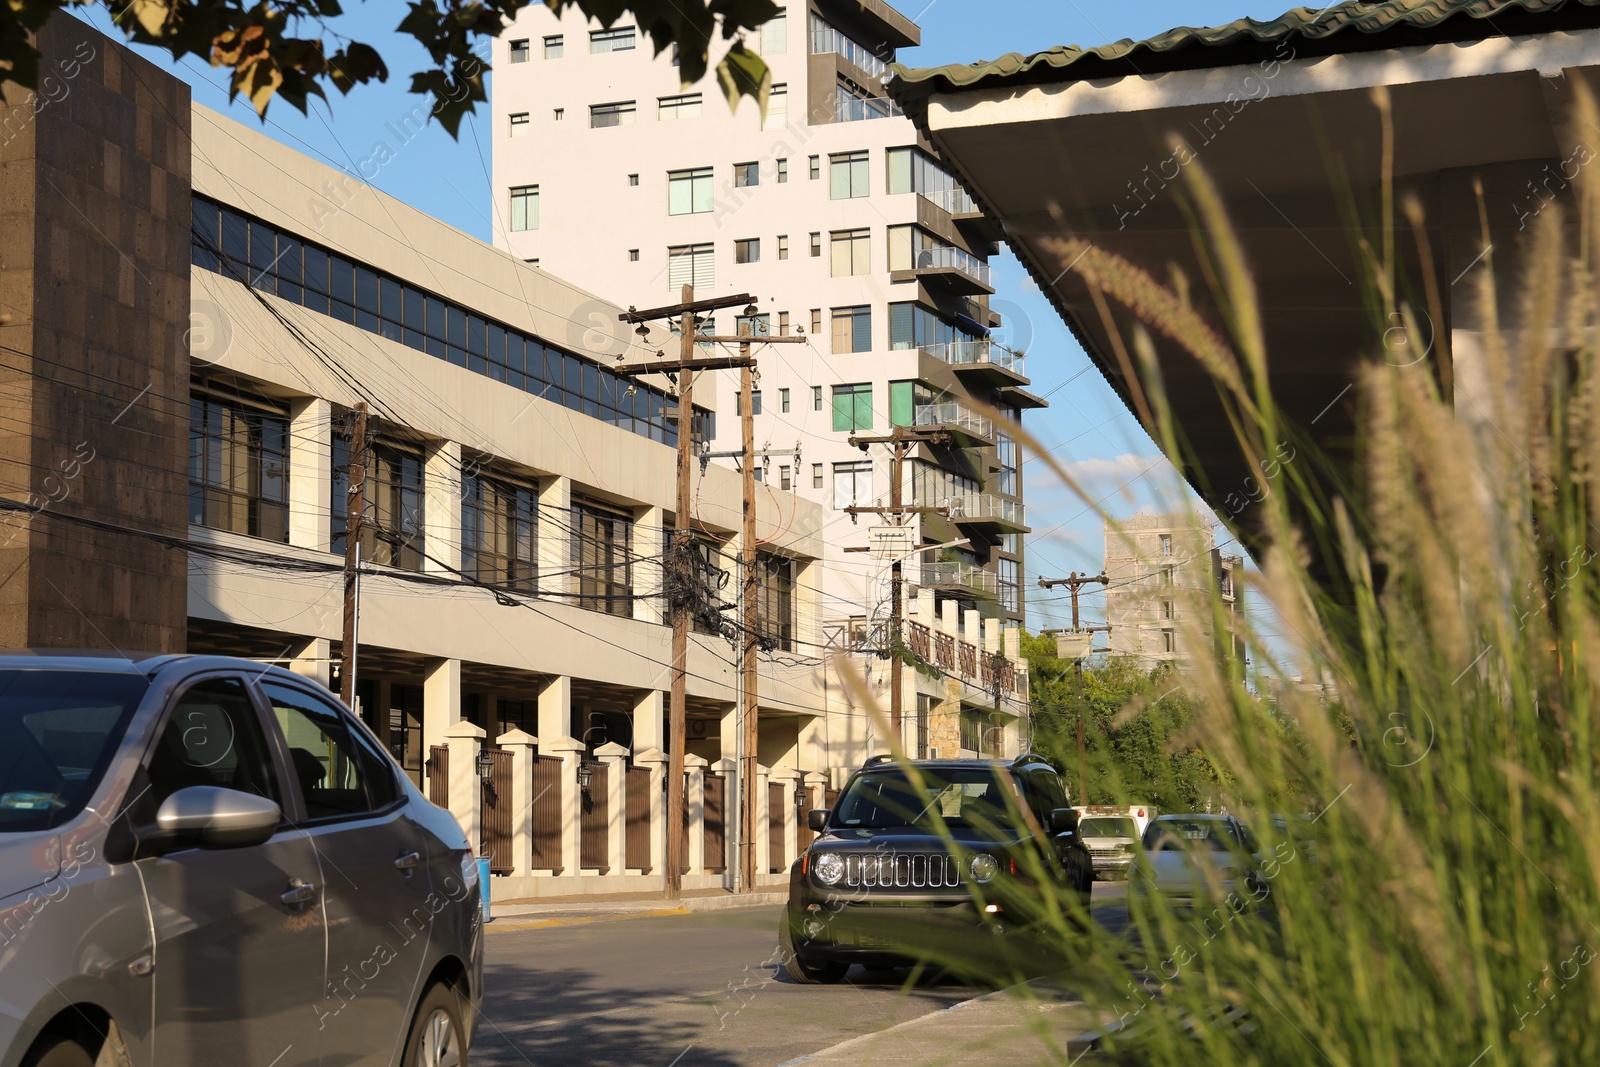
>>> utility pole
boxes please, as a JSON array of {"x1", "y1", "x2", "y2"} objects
[
  {"x1": 738, "y1": 330, "x2": 759, "y2": 897},
  {"x1": 844, "y1": 427, "x2": 951, "y2": 738},
  {"x1": 1039, "y1": 571, "x2": 1109, "y2": 803},
  {"x1": 339, "y1": 402, "x2": 368, "y2": 713},
  {"x1": 616, "y1": 295, "x2": 804, "y2": 897}
]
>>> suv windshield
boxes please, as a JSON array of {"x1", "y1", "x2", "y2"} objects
[
  {"x1": 1144, "y1": 817, "x2": 1239, "y2": 851},
  {"x1": 831, "y1": 767, "x2": 1017, "y2": 830},
  {"x1": 1079, "y1": 816, "x2": 1137, "y2": 839},
  {"x1": 0, "y1": 670, "x2": 150, "y2": 833}
]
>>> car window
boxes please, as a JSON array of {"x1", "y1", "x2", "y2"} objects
[
  {"x1": 1079, "y1": 817, "x2": 1138, "y2": 839},
  {"x1": 264, "y1": 683, "x2": 395, "y2": 819},
  {"x1": 147, "y1": 677, "x2": 281, "y2": 809},
  {"x1": 1143, "y1": 818, "x2": 1233, "y2": 850},
  {"x1": 833, "y1": 768, "x2": 1012, "y2": 830},
  {"x1": 1028, "y1": 770, "x2": 1070, "y2": 818}
]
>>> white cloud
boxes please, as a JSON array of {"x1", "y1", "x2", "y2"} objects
[{"x1": 1062, "y1": 452, "x2": 1169, "y2": 485}]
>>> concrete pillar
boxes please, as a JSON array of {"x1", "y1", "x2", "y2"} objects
[
  {"x1": 497, "y1": 728, "x2": 538, "y2": 878},
  {"x1": 444, "y1": 720, "x2": 485, "y2": 848},
  {"x1": 940, "y1": 598, "x2": 958, "y2": 636},
  {"x1": 538, "y1": 475, "x2": 573, "y2": 599},
  {"x1": 1005, "y1": 626, "x2": 1021, "y2": 660},
  {"x1": 634, "y1": 505, "x2": 666, "y2": 624},
  {"x1": 711, "y1": 756, "x2": 736, "y2": 881},
  {"x1": 538, "y1": 675, "x2": 570, "y2": 744},
  {"x1": 635, "y1": 746, "x2": 669, "y2": 875},
  {"x1": 633, "y1": 690, "x2": 665, "y2": 754},
  {"x1": 595, "y1": 741, "x2": 629, "y2": 875},
  {"x1": 964, "y1": 608, "x2": 981, "y2": 648},
  {"x1": 915, "y1": 588, "x2": 934, "y2": 624},
  {"x1": 288, "y1": 636, "x2": 331, "y2": 691},
  {"x1": 542, "y1": 735, "x2": 586, "y2": 877},
  {"x1": 423, "y1": 658, "x2": 462, "y2": 796},
  {"x1": 803, "y1": 770, "x2": 829, "y2": 817},
  {"x1": 754, "y1": 763, "x2": 771, "y2": 877},
  {"x1": 424, "y1": 440, "x2": 463, "y2": 574},
  {"x1": 718, "y1": 703, "x2": 740, "y2": 763},
  {"x1": 684, "y1": 753, "x2": 708, "y2": 875},
  {"x1": 289, "y1": 397, "x2": 332, "y2": 551},
  {"x1": 984, "y1": 618, "x2": 1001, "y2": 655},
  {"x1": 771, "y1": 766, "x2": 803, "y2": 873}
]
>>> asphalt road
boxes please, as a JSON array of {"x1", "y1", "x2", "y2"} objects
[{"x1": 470, "y1": 884, "x2": 1130, "y2": 1067}]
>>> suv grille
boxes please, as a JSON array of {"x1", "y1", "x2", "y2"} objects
[{"x1": 844, "y1": 853, "x2": 963, "y2": 888}]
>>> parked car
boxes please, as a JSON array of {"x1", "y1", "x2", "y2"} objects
[
  {"x1": 1078, "y1": 814, "x2": 1141, "y2": 880},
  {"x1": 0, "y1": 653, "x2": 483, "y2": 1067},
  {"x1": 780, "y1": 754, "x2": 1093, "y2": 983},
  {"x1": 1130, "y1": 813, "x2": 1269, "y2": 912}
]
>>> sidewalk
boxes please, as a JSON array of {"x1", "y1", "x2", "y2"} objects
[{"x1": 487, "y1": 887, "x2": 787, "y2": 929}]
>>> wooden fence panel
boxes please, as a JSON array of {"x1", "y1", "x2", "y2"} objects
[
  {"x1": 531, "y1": 755, "x2": 563, "y2": 872},
  {"x1": 768, "y1": 782, "x2": 786, "y2": 873},
  {"x1": 481, "y1": 748, "x2": 513, "y2": 875},
  {"x1": 427, "y1": 746, "x2": 449, "y2": 809},
  {"x1": 625, "y1": 766, "x2": 652, "y2": 871},
  {"x1": 580, "y1": 764, "x2": 609, "y2": 872},
  {"x1": 704, "y1": 773, "x2": 727, "y2": 872}
]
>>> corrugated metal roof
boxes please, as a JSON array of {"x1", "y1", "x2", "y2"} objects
[{"x1": 888, "y1": 0, "x2": 1600, "y2": 100}]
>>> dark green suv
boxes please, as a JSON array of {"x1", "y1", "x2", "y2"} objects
[{"x1": 780, "y1": 754, "x2": 1094, "y2": 983}]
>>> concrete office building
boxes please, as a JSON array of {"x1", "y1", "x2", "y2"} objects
[
  {"x1": 489, "y1": 0, "x2": 1041, "y2": 752},
  {"x1": 1103, "y1": 514, "x2": 1245, "y2": 669}
]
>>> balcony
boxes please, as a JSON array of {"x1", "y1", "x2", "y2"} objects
[
  {"x1": 945, "y1": 493, "x2": 1027, "y2": 531},
  {"x1": 917, "y1": 561, "x2": 998, "y2": 598},
  {"x1": 914, "y1": 400, "x2": 993, "y2": 445},
  {"x1": 917, "y1": 187, "x2": 976, "y2": 216},
  {"x1": 835, "y1": 92, "x2": 902, "y2": 123},
  {"x1": 923, "y1": 339, "x2": 1028, "y2": 385}
]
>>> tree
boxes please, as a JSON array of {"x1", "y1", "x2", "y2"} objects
[{"x1": 1, "y1": 0, "x2": 780, "y2": 135}]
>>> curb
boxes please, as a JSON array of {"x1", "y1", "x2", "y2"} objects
[{"x1": 487, "y1": 891, "x2": 786, "y2": 930}]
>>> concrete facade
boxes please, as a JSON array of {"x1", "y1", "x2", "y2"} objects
[{"x1": 1104, "y1": 513, "x2": 1244, "y2": 670}]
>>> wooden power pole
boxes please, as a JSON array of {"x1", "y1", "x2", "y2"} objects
[
  {"x1": 1039, "y1": 571, "x2": 1109, "y2": 802},
  {"x1": 339, "y1": 402, "x2": 368, "y2": 712}
]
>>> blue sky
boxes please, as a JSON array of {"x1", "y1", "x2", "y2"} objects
[{"x1": 76, "y1": 0, "x2": 1300, "y2": 640}]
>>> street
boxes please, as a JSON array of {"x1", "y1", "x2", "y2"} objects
[{"x1": 470, "y1": 886, "x2": 1129, "y2": 1066}]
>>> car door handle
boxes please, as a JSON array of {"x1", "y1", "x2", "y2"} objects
[
  {"x1": 281, "y1": 879, "x2": 318, "y2": 907},
  {"x1": 394, "y1": 851, "x2": 422, "y2": 871}
]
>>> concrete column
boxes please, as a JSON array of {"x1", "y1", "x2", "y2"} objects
[
  {"x1": 497, "y1": 728, "x2": 538, "y2": 878},
  {"x1": 289, "y1": 397, "x2": 332, "y2": 551},
  {"x1": 718, "y1": 703, "x2": 740, "y2": 763},
  {"x1": 538, "y1": 675, "x2": 571, "y2": 744},
  {"x1": 803, "y1": 770, "x2": 828, "y2": 817},
  {"x1": 538, "y1": 475, "x2": 573, "y2": 599},
  {"x1": 444, "y1": 720, "x2": 485, "y2": 848},
  {"x1": 984, "y1": 618, "x2": 1001, "y2": 655},
  {"x1": 684, "y1": 753, "x2": 708, "y2": 875},
  {"x1": 634, "y1": 505, "x2": 666, "y2": 624},
  {"x1": 1004, "y1": 626, "x2": 1021, "y2": 660},
  {"x1": 424, "y1": 440, "x2": 463, "y2": 575},
  {"x1": 635, "y1": 746, "x2": 669, "y2": 875},
  {"x1": 288, "y1": 636, "x2": 331, "y2": 691},
  {"x1": 423, "y1": 658, "x2": 462, "y2": 797},
  {"x1": 915, "y1": 588, "x2": 934, "y2": 624},
  {"x1": 543, "y1": 735, "x2": 586, "y2": 877},
  {"x1": 711, "y1": 756, "x2": 737, "y2": 880},
  {"x1": 595, "y1": 742, "x2": 630, "y2": 874},
  {"x1": 964, "y1": 608, "x2": 981, "y2": 648},
  {"x1": 754, "y1": 763, "x2": 771, "y2": 877},
  {"x1": 771, "y1": 766, "x2": 803, "y2": 873},
  {"x1": 633, "y1": 690, "x2": 665, "y2": 754},
  {"x1": 940, "y1": 598, "x2": 958, "y2": 636}
]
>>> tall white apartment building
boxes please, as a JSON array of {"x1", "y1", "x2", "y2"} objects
[{"x1": 490, "y1": 1, "x2": 1042, "y2": 752}]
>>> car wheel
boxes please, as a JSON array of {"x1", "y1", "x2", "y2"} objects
[
  {"x1": 21, "y1": 1036, "x2": 94, "y2": 1067},
  {"x1": 402, "y1": 983, "x2": 468, "y2": 1067},
  {"x1": 779, "y1": 910, "x2": 849, "y2": 985}
]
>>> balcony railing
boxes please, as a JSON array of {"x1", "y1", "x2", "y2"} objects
[
  {"x1": 922, "y1": 339, "x2": 1025, "y2": 378},
  {"x1": 836, "y1": 92, "x2": 902, "y2": 123},
  {"x1": 914, "y1": 401, "x2": 993, "y2": 441},
  {"x1": 918, "y1": 561, "x2": 998, "y2": 596},
  {"x1": 945, "y1": 494, "x2": 1025, "y2": 526},
  {"x1": 824, "y1": 619, "x2": 1023, "y2": 696},
  {"x1": 913, "y1": 245, "x2": 991, "y2": 287},
  {"x1": 916, "y1": 186, "x2": 977, "y2": 216}
]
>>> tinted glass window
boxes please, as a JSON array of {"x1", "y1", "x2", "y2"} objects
[
  {"x1": 1143, "y1": 818, "x2": 1236, "y2": 851},
  {"x1": 1079, "y1": 817, "x2": 1138, "y2": 839},
  {"x1": 264, "y1": 683, "x2": 395, "y2": 818},
  {"x1": 0, "y1": 671, "x2": 150, "y2": 833},
  {"x1": 147, "y1": 677, "x2": 281, "y2": 809},
  {"x1": 832, "y1": 767, "x2": 1014, "y2": 830}
]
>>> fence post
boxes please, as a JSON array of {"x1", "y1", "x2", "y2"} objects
[
  {"x1": 595, "y1": 741, "x2": 629, "y2": 880},
  {"x1": 543, "y1": 735, "x2": 586, "y2": 879},
  {"x1": 635, "y1": 747, "x2": 669, "y2": 876},
  {"x1": 496, "y1": 728, "x2": 538, "y2": 878},
  {"x1": 685, "y1": 752, "x2": 708, "y2": 876},
  {"x1": 444, "y1": 721, "x2": 485, "y2": 852},
  {"x1": 770, "y1": 766, "x2": 803, "y2": 876},
  {"x1": 754, "y1": 763, "x2": 772, "y2": 880}
]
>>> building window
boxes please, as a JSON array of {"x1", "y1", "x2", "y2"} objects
[
  {"x1": 833, "y1": 461, "x2": 872, "y2": 509},
  {"x1": 776, "y1": 157, "x2": 789, "y2": 183},
  {"x1": 590, "y1": 26, "x2": 636, "y2": 52},
  {"x1": 1220, "y1": 572, "x2": 1234, "y2": 598},
  {"x1": 997, "y1": 433, "x2": 1018, "y2": 496},
  {"x1": 735, "y1": 238, "x2": 761, "y2": 264},
  {"x1": 810, "y1": 309, "x2": 822, "y2": 335},
  {"x1": 508, "y1": 112, "x2": 530, "y2": 137},
  {"x1": 667, "y1": 243, "x2": 714, "y2": 290},
  {"x1": 509, "y1": 185, "x2": 539, "y2": 231},
  {"x1": 763, "y1": 84, "x2": 788, "y2": 131},
  {"x1": 960, "y1": 709, "x2": 999, "y2": 755},
  {"x1": 590, "y1": 101, "x2": 637, "y2": 128},
  {"x1": 1163, "y1": 568, "x2": 1175, "y2": 586},
  {"x1": 777, "y1": 235, "x2": 789, "y2": 260},
  {"x1": 756, "y1": 553, "x2": 797, "y2": 651},
  {"x1": 667, "y1": 167, "x2": 713, "y2": 215},
  {"x1": 889, "y1": 301, "x2": 979, "y2": 352},
  {"x1": 780, "y1": 387, "x2": 790, "y2": 412},
  {"x1": 189, "y1": 390, "x2": 289, "y2": 543},
  {"x1": 830, "y1": 152, "x2": 870, "y2": 199},
  {"x1": 778, "y1": 311, "x2": 790, "y2": 334},
  {"x1": 758, "y1": 13, "x2": 788, "y2": 54},
  {"x1": 733, "y1": 162, "x2": 759, "y2": 187},
  {"x1": 830, "y1": 229, "x2": 870, "y2": 277},
  {"x1": 886, "y1": 146, "x2": 974, "y2": 212},
  {"x1": 628, "y1": 248, "x2": 640, "y2": 261},
  {"x1": 628, "y1": 173, "x2": 640, "y2": 186},
  {"x1": 812, "y1": 385, "x2": 823, "y2": 410},
  {"x1": 779, "y1": 466, "x2": 791, "y2": 490},
  {"x1": 572, "y1": 499, "x2": 634, "y2": 616},
  {"x1": 831, "y1": 383, "x2": 872, "y2": 432},
  {"x1": 735, "y1": 312, "x2": 770, "y2": 336},
  {"x1": 509, "y1": 38, "x2": 530, "y2": 63},
  {"x1": 463, "y1": 469, "x2": 537, "y2": 593},
  {"x1": 1163, "y1": 600, "x2": 1175, "y2": 619},
  {"x1": 332, "y1": 434, "x2": 423, "y2": 570},
  {"x1": 809, "y1": 232, "x2": 821, "y2": 258},
  {"x1": 659, "y1": 93, "x2": 703, "y2": 120},
  {"x1": 543, "y1": 35, "x2": 564, "y2": 59},
  {"x1": 1163, "y1": 630, "x2": 1176, "y2": 654},
  {"x1": 998, "y1": 558, "x2": 1019, "y2": 613},
  {"x1": 831, "y1": 305, "x2": 871, "y2": 354},
  {"x1": 812, "y1": 463, "x2": 823, "y2": 489},
  {"x1": 552, "y1": 108, "x2": 564, "y2": 121},
  {"x1": 808, "y1": 155, "x2": 820, "y2": 180},
  {"x1": 1161, "y1": 533, "x2": 1173, "y2": 556}
]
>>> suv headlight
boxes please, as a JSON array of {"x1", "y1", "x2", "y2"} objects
[
  {"x1": 969, "y1": 854, "x2": 999, "y2": 884},
  {"x1": 813, "y1": 852, "x2": 844, "y2": 886}
]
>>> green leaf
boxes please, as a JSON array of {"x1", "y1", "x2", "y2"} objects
[{"x1": 713, "y1": 39, "x2": 768, "y2": 117}]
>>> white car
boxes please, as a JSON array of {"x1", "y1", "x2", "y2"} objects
[{"x1": 1130, "y1": 813, "x2": 1269, "y2": 912}]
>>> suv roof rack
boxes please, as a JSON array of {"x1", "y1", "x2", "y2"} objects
[
  {"x1": 863, "y1": 753, "x2": 899, "y2": 767},
  {"x1": 1012, "y1": 752, "x2": 1051, "y2": 766}
]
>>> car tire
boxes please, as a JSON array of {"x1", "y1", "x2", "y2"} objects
[
  {"x1": 21, "y1": 1036, "x2": 95, "y2": 1067},
  {"x1": 402, "y1": 983, "x2": 468, "y2": 1067},
  {"x1": 779, "y1": 911, "x2": 849, "y2": 985}
]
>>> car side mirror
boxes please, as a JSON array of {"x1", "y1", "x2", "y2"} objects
[
  {"x1": 807, "y1": 809, "x2": 830, "y2": 833},
  {"x1": 1050, "y1": 807, "x2": 1080, "y2": 834},
  {"x1": 150, "y1": 785, "x2": 281, "y2": 851}
]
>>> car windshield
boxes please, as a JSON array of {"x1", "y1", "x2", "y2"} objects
[
  {"x1": 831, "y1": 767, "x2": 1017, "y2": 830},
  {"x1": 1079, "y1": 817, "x2": 1138, "y2": 839},
  {"x1": 0, "y1": 670, "x2": 149, "y2": 833},
  {"x1": 1144, "y1": 817, "x2": 1238, "y2": 851}
]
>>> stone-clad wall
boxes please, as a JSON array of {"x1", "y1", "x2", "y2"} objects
[{"x1": 0, "y1": 18, "x2": 190, "y2": 651}]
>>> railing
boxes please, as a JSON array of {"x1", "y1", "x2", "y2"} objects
[
  {"x1": 428, "y1": 746, "x2": 449, "y2": 808},
  {"x1": 913, "y1": 245, "x2": 991, "y2": 287},
  {"x1": 919, "y1": 561, "x2": 999, "y2": 596},
  {"x1": 923, "y1": 339, "x2": 1026, "y2": 378},
  {"x1": 840, "y1": 619, "x2": 1024, "y2": 696},
  {"x1": 917, "y1": 186, "x2": 977, "y2": 216},
  {"x1": 835, "y1": 91, "x2": 901, "y2": 123},
  {"x1": 944, "y1": 494, "x2": 1026, "y2": 526},
  {"x1": 532, "y1": 755, "x2": 563, "y2": 871},
  {"x1": 704, "y1": 773, "x2": 728, "y2": 873},
  {"x1": 481, "y1": 748, "x2": 514, "y2": 874},
  {"x1": 914, "y1": 401, "x2": 994, "y2": 441},
  {"x1": 810, "y1": 18, "x2": 889, "y2": 78},
  {"x1": 580, "y1": 764, "x2": 609, "y2": 872},
  {"x1": 625, "y1": 765, "x2": 652, "y2": 871}
]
